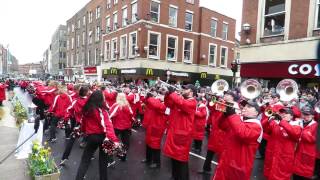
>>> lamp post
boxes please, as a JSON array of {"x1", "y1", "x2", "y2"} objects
[{"x1": 231, "y1": 60, "x2": 239, "y2": 88}]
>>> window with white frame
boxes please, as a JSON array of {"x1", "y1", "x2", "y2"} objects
[
  {"x1": 150, "y1": 1, "x2": 160, "y2": 23},
  {"x1": 71, "y1": 38, "x2": 74, "y2": 49},
  {"x1": 96, "y1": 26, "x2": 100, "y2": 41},
  {"x1": 76, "y1": 53, "x2": 79, "y2": 66},
  {"x1": 185, "y1": 11, "x2": 193, "y2": 31},
  {"x1": 122, "y1": 8, "x2": 128, "y2": 27},
  {"x1": 106, "y1": 16, "x2": 111, "y2": 32},
  {"x1": 114, "y1": 0, "x2": 118, "y2": 5},
  {"x1": 78, "y1": 20, "x2": 81, "y2": 29},
  {"x1": 77, "y1": 35, "x2": 80, "y2": 47},
  {"x1": 169, "y1": 6, "x2": 178, "y2": 27},
  {"x1": 183, "y1": 39, "x2": 193, "y2": 63},
  {"x1": 210, "y1": 19, "x2": 217, "y2": 37},
  {"x1": 106, "y1": 0, "x2": 111, "y2": 9},
  {"x1": 82, "y1": 32, "x2": 86, "y2": 45},
  {"x1": 148, "y1": 32, "x2": 161, "y2": 59},
  {"x1": 105, "y1": 40, "x2": 111, "y2": 61},
  {"x1": 220, "y1": 47, "x2": 228, "y2": 67},
  {"x1": 264, "y1": 0, "x2": 285, "y2": 36},
  {"x1": 89, "y1": 31, "x2": 93, "y2": 44},
  {"x1": 222, "y1": 23, "x2": 228, "y2": 40},
  {"x1": 113, "y1": 12, "x2": 118, "y2": 30},
  {"x1": 120, "y1": 35, "x2": 127, "y2": 59},
  {"x1": 111, "y1": 38, "x2": 117, "y2": 60},
  {"x1": 72, "y1": 24, "x2": 75, "y2": 32},
  {"x1": 131, "y1": 2, "x2": 138, "y2": 23},
  {"x1": 71, "y1": 54, "x2": 74, "y2": 66},
  {"x1": 316, "y1": 0, "x2": 320, "y2": 28},
  {"x1": 66, "y1": 54, "x2": 69, "y2": 67},
  {"x1": 167, "y1": 35, "x2": 177, "y2": 61},
  {"x1": 129, "y1": 32, "x2": 137, "y2": 57},
  {"x1": 83, "y1": 16, "x2": 86, "y2": 26},
  {"x1": 96, "y1": 6, "x2": 101, "y2": 19},
  {"x1": 68, "y1": 26, "x2": 70, "y2": 33},
  {"x1": 67, "y1": 40, "x2": 69, "y2": 50},
  {"x1": 95, "y1": 48, "x2": 99, "y2": 64},
  {"x1": 208, "y1": 44, "x2": 217, "y2": 66},
  {"x1": 186, "y1": 0, "x2": 194, "y2": 4},
  {"x1": 89, "y1": 11, "x2": 93, "y2": 23}
]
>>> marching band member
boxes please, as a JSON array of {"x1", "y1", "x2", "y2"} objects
[
  {"x1": 109, "y1": 93, "x2": 134, "y2": 161},
  {"x1": 75, "y1": 90, "x2": 119, "y2": 180},
  {"x1": 263, "y1": 107, "x2": 302, "y2": 180},
  {"x1": 60, "y1": 85, "x2": 89, "y2": 166},
  {"x1": 163, "y1": 84, "x2": 197, "y2": 180},
  {"x1": 293, "y1": 105, "x2": 317, "y2": 180},
  {"x1": 0, "y1": 82, "x2": 8, "y2": 106},
  {"x1": 48, "y1": 86, "x2": 72, "y2": 142},
  {"x1": 213, "y1": 100, "x2": 262, "y2": 180},
  {"x1": 142, "y1": 91, "x2": 167, "y2": 168}
]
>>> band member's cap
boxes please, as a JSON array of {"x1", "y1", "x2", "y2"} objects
[
  {"x1": 245, "y1": 100, "x2": 261, "y2": 113},
  {"x1": 271, "y1": 93, "x2": 280, "y2": 98},
  {"x1": 279, "y1": 107, "x2": 294, "y2": 115},
  {"x1": 182, "y1": 84, "x2": 197, "y2": 96},
  {"x1": 301, "y1": 105, "x2": 315, "y2": 115}
]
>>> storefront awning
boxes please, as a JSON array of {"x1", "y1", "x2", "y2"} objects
[{"x1": 240, "y1": 60, "x2": 319, "y2": 79}]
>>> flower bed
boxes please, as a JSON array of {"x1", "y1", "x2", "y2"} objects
[
  {"x1": 28, "y1": 141, "x2": 60, "y2": 180},
  {"x1": 13, "y1": 100, "x2": 27, "y2": 127}
]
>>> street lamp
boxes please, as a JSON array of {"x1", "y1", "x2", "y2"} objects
[{"x1": 231, "y1": 60, "x2": 239, "y2": 88}]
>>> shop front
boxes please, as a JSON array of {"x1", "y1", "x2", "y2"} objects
[
  {"x1": 240, "y1": 60, "x2": 319, "y2": 87},
  {"x1": 84, "y1": 66, "x2": 102, "y2": 82}
]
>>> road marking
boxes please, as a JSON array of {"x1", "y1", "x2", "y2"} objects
[
  {"x1": 189, "y1": 152, "x2": 218, "y2": 165},
  {"x1": 131, "y1": 128, "x2": 218, "y2": 165}
]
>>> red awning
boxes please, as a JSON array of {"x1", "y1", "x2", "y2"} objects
[{"x1": 240, "y1": 60, "x2": 319, "y2": 79}]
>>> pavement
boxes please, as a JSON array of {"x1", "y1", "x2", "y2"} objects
[{"x1": 0, "y1": 90, "x2": 31, "y2": 180}]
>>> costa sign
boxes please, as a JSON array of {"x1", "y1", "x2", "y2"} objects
[
  {"x1": 288, "y1": 64, "x2": 320, "y2": 76},
  {"x1": 84, "y1": 67, "x2": 97, "y2": 74}
]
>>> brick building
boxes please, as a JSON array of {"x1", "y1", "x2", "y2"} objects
[
  {"x1": 240, "y1": 0, "x2": 319, "y2": 87},
  {"x1": 66, "y1": 0, "x2": 237, "y2": 84},
  {"x1": 18, "y1": 63, "x2": 44, "y2": 78}
]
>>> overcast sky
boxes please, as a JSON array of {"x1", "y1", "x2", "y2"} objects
[{"x1": 0, "y1": 0, "x2": 242, "y2": 64}]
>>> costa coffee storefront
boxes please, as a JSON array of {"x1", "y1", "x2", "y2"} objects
[
  {"x1": 240, "y1": 60, "x2": 319, "y2": 87},
  {"x1": 84, "y1": 66, "x2": 102, "y2": 82}
]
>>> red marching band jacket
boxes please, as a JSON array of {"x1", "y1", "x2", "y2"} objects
[
  {"x1": 262, "y1": 119, "x2": 302, "y2": 180},
  {"x1": 213, "y1": 114, "x2": 262, "y2": 180},
  {"x1": 109, "y1": 103, "x2": 134, "y2": 130},
  {"x1": 104, "y1": 90, "x2": 117, "y2": 109},
  {"x1": 81, "y1": 108, "x2": 119, "y2": 142},
  {"x1": 0, "y1": 83, "x2": 8, "y2": 101},
  {"x1": 64, "y1": 96, "x2": 88, "y2": 124},
  {"x1": 144, "y1": 97, "x2": 167, "y2": 149},
  {"x1": 163, "y1": 92, "x2": 197, "y2": 162},
  {"x1": 192, "y1": 100, "x2": 208, "y2": 141},
  {"x1": 48, "y1": 93, "x2": 72, "y2": 118}
]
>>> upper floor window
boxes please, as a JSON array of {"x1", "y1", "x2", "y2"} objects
[
  {"x1": 208, "y1": 44, "x2": 217, "y2": 66},
  {"x1": 107, "y1": 0, "x2": 111, "y2": 9},
  {"x1": 111, "y1": 38, "x2": 118, "y2": 60},
  {"x1": 183, "y1": 38, "x2": 193, "y2": 63},
  {"x1": 113, "y1": 12, "x2": 118, "y2": 30},
  {"x1": 169, "y1": 6, "x2": 178, "y2": 27},
  {"x1": 105, "y1": 40, "x2": 111, "y2": 61},
  {"x1": 89, "y1": 11, "x2": 93, "y2": 23},
  {"x1": 83, "y1": 16, "x2": 86, "y2": 26},
  {"x1": 131, "y1": 2, "x2": 138, "y2": 23},
  {"x1": 167, "y1": 35, "x2": 178, "y2": 61},
  {"x1": 186, "y1": 0, "x2": 194, "y2": 4},
  {"x1": 120, "y1": 35, "x2": 127, "y2": 59},
  {"x1": 82, "y1": 32, "x2": 86, "y2": 45},
  {"x1": 114, "y1": 0, "x2": 118, "y2": 5},
  {"x1": 222, "y1": 23, "x2": 228, "y2": 40},
  {"x1": 106, "y1": 16, "x2": 111, "y2": 32},
  {"x1": 316, "y1": 0, "x2": 320, "y2": 28},
  {"x1": 148, "y1": 32, "x2": 161, "y2": 59},
  {"x1": 150, "y1": 1, "x2": 160, "y2": 23},
  {"x1": 129, "y1": 32, "x2": 137, "y2": 57},
  {"x1": 210, "y1": 19, "x2": 217, "y2": 37},
  {"x1": 72, "y1": 24, "x2": 75, "y2": 32},
  {"x1": 96, "y1": 6, "x2": 101, "y2": 19},
  {"x1": 220, "y1": 47, "x2": 228, "y2": 67},
  {"x1": 96, "y1": 26, "x2": 100, "y2": 42},
  {"x1": 122, "y1": 8, "x2": 128, "y2": 27},
  {"x1": 78, "y1": 20, "x2": 81, "y2": 29},
  {"x1": 185, "y1": 11, "x2": 193, "y2": 31},
  {"x1": 264, "y1": 0, "x2": 285, "y2": 36}
]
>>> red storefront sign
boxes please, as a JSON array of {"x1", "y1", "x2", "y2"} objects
[
  {"x1": 240, "y1": 60, "x2": 319, "y2": 78},
  {"x1": 84, "y1": 67, "x2": 97, "y2": 74}
]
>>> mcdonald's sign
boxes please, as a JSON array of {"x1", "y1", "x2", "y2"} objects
[
  {"x1": 110, "y1": 68, "x2": 118, "y2": 75},
  {"x1": 146, "y1": 68, "x2": 154, "y2": 76},
  {"x1": 103, "y1": 69, "x2": 109, "y2": 75},
  {"x1": 200, "y1": 72, "x2": 207, "y2": 79},
  {"x1": 215, "y1": 74, "x2": 220, "y2": 80}
]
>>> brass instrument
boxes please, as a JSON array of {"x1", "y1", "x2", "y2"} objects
[
  {"x1": 264, "y1": 108, "x2": 274, "y2": 117},
  {"x1": 211, "y1": 79, "x2": 229, "y2": 97},
  {"x1": 276, "y1": 79, "x2": 298, "y2": 102},
  {"x1": 240, "y1": 79, "x2": 262, "y2": 100}
]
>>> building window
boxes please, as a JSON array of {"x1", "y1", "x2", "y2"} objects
[
  {"x1": 183, "y1": 39, "x2": 193, "y2": 63},
  {"x1": 169, "y1": 6, "x2": 178, "y2": 27},
  {"x1": 210, "y1": 19, "x2": 217, "y2": 37},
  {"x1": 120, "y1": 35, "x2": 127, "y2": 59},
  {"x1": 89, "y1": 11, "x2": 93, "y2": 23},
  {"x1": 166, "y1": 35, "x2": 178, "y2": 61},
  {"x1": 114, "y1": 0, "x2": 118, "y2": 5},
  {"x1": 89, "y1": 31, "x2": 93, "y2": 44},
  {"x1": 82, "y1": 32, "x2": 86, "y2": 45},
  {"x1": 105, "y1": 40, "x2": 110, "y2": 61},
  {"x1": 87, "y1": 51, "x2": 90, "y2": 66},
  {"x1": 185, "y1": 11, "x2": 193, "y2": 31},
  {"x1": 122, "y1": 8, "x2": 128, "y2": 27},
  {"x1": 150, "y1": 1, "x2": 160, "y2": 23},
  {"x1": 131, "y1": 2, "x2": 138, "y2": 23},
  {"x1": 316, "y1": 0, "x2": 320, "y2": 28},
  {"x1": 129, "y1": 32, "x2": 137, "y2": 57},
  {"x1": 148, "y1": 32, "x2": 161, "y2": 59},
  {"x1": 71, "y1": 38, "x2": 74, "y2": 49},
  {"x1": 78, "y1": 20, "x2": 81, "y2": 29},
  {"x1": 222, "y1": 23, "x2": 228, "y2": 40},
  {"x1": 186, "y1": 0, "x2": 194, "y2": 4},
  {"x1": 113, "y1": 12, "x2": 118, "y2": 30},
  {"x1": 220, "y1": 47, "x2": 228, "y2": 67},
  {"x1": 106, "y1": 16, "x2": 111, "y2": 32},
  {"x1": 76, "y1": 53, "x2": 79, "y2": 66},
  {"x1": 77, "y1": 35, "x2": 80, "y2": 47},
  {"x1": 208, "y1": 44, "x2": 217, "y2": 66},
  {"x1": 72, "y1": 24, "x2": 75, "y2": 32},
  {"x1": 67, "y1": 40, "x2": 69, "y2": 50},
  {"x1": 96, "y1": 6, "x2": 101, "y2": 19},
  {"x1": 96, "y1": 26, "x2": 100, "y2": 42},
  {"x1": 111, "y1": 38, "x2": 117, "y2": 60},
  {"x1": 71, "y1": 54, "x2": 74, "y2": 66},
  {"x1": 264, "y1": 0, "x2": 285, "y2": 36},
  {"x1": 95, "y1": 48, "x2": 99, "y2": 64},
  {"x1": 107, "y1": 0, "x2": 111, "y2": 9},
  {"x1": 83, "y1": 16, "x2": 86, "y2": 26}
]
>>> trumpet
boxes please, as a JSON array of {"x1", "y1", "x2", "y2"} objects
[
  {"x1": 264, "y1": 108, "x2": 274, "y2": 117},
  {"x1": 156, "y1": 79, "x2": 181, "y2": 91}
]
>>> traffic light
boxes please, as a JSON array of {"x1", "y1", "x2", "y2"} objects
[{"x1": 231, "y1": 62, "x2": 238, "y2": 73}]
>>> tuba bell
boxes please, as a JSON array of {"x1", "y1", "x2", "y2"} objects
[
  {"x1": 276, "y1": 79, "x2": 298, "y2": 102},
  {"x1": 211, "y1": 79, "x2": 229, "y2": 97},
  {"x1": 240, "y1": 79, "x2": 262, "y2": 100}
]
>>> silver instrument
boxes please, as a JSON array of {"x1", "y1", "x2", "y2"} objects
[{"x1": 276, "y1": 79, "x2": 298, "y2": 102}]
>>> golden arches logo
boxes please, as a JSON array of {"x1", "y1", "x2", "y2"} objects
[
  {"x1": 146, "y1": 68, "x2": 153, "y2": 76},
  {"x1": 110, "y1": 68, "x2": 118, "y2": 75},
  {"x1": 200, "y1": 72, "x2": 207, "y2": 79}
]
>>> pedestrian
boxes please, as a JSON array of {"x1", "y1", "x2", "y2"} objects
[
  {"x1": 0, "y1": 82, "x2": 7, "y2": 106},
  {"x1": 75, "y1": 90, "x2": 119, "y2": 180}
]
